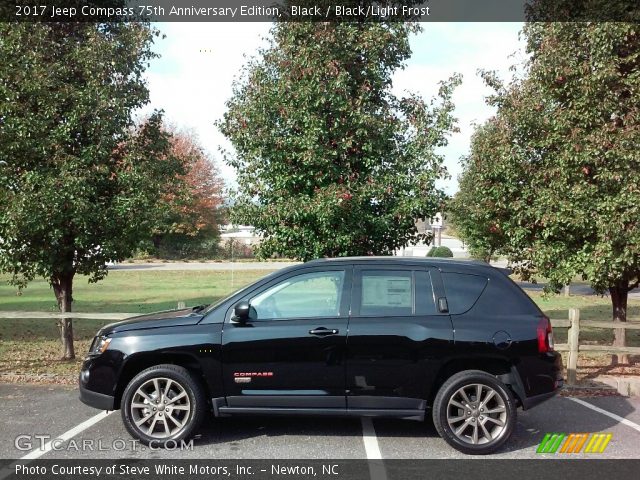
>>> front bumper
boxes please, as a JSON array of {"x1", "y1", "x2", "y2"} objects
[
  {"x1": 79, "y1": 365, "x2": 116, "y2": 411},
  {"x1": 79, "y1": 381, "x2": 115, "y2": 410}
]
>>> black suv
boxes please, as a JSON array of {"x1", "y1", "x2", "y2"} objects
[{"x1": 79, "y1": 257, "x2": 563, "y2": 454}]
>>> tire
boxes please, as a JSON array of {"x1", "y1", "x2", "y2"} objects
[
  {"x1": 121, "y1": 364, "x2": 207, "y2": 447},
  {"x1": 432, "y1": 370, "x2": 516, "y2": 455}
]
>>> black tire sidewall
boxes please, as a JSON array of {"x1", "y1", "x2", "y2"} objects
[
  {"x1": 433, "y1": 370, "x2": 516, "y2": 455},
  {"x1": 121, "y1": 365, "x2": 205, "y2": 447}
]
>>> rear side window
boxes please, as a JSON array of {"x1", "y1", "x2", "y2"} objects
[
  {"x1": 442, "y1": 272, "x2": 488, "y2": 314},
  {"x1": 360, "y1": 270, "x2": 413, "y2": 316},
  {"x1": 357, "y1": 269, "x2": 437, "y2": 316}
]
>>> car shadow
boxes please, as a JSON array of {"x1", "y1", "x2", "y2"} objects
[{"x1": 189, "y1": 395, "x2": 637, "y2": 456}]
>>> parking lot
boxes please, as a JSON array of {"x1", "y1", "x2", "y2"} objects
[{"x1": 1, "y1": 383, "x2": 639, "y2": 460}]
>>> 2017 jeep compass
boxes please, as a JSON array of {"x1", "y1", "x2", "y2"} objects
[{"x1": 79, "y1": 257, "x2": 563, "y2": 454}]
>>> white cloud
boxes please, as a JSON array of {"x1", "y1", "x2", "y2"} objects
[
  {"x1": 143, "y1": 22, "x2": 271, "y2": 183},
  {"x1": 144, "y1": 22, "x2": 525, "y2": 194}
]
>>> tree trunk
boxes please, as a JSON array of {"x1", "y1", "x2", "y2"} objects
[
  {"x1": 152, "y1": 234, "x2": 162, "y2": 255},
  {"x1": 609, "y1": 284, "x2": 628, "y2": 365},
  {"x1": 52, "y1": 272, "x2": 75, "y2": 360}
]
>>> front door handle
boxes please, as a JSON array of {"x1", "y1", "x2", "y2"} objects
[{"x1": 309, "y1": 327, "x2": 339, "y2": 336}]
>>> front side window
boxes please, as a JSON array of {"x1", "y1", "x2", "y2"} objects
[
  {"x1": 251, "y1": 271, "x2": 345, "y2": 320},
  {"x1": 360, "y1": 270, "x2": 413, "y2": 316}
]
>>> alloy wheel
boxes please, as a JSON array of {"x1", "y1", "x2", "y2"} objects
[
  {"x1": 446, "y1": 383, "x2": 508, "y2": 445},
  {"x1": 130, "y1": 377, "x2": 191, "y2": 438}
]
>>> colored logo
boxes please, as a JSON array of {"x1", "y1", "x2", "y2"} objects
[{"x1": 536, "y1": 433, "x2": 612, "y2": 454}]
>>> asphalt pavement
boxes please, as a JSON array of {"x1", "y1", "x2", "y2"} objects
[{"x1": 1, "y1": 383, "x2": 639, "y2": 460}]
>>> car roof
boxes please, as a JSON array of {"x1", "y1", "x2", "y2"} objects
[
  {"x1": 304, "y1": 256, "x2": 508, "y2": 274},
  {"x1": 307, "y1": 256, "x2": 481, "y2": 265}
]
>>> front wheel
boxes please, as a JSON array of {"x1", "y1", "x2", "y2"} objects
[
  {"x1": 432, "y1": 370, "x2": 516, "y2": 455},
  {"x1": 121, "y1": 364, "x2": 206, "y2": 447}
]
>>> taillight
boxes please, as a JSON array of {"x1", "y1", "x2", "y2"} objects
[{"x1": 537, "y1": 316, "x2": 554, "y2": 353}]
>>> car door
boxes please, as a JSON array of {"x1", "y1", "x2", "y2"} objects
[
  {"x1": 221, "y1": 266, "x2": 352, "y2": 409},
  {"x1": 346, "y1": 265, "x2": 453, "y2": 410}
]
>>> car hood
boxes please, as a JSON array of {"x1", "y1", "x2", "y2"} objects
[{"x1": 98, "y1": 306, "x2": 208, "y2": 335}]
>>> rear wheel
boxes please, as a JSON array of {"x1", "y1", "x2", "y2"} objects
[
  {"x1": 432, "y1": 370, "x2": 516, "y2": 455},
  {"x1": 121, "y1": 364, "x2": 206, "y2": 446}
]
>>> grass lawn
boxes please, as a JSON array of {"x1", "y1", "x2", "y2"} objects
[
  {"x1": 0, "y1": 270, "x2": 638, "y2": 383},
  {"x1": 0, "y1": 270, "x2": 271, "y2": 381}
]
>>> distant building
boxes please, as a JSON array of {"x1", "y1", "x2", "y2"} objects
[
  {"x1": 219, "y1": 217, "x2": 467, "y2": 258},
  {"x1": 396, "y1": 213, "x2": 468, "y2": 258},
  {"x1": 219, "y1": 224, "x2": 260, "y2": 246}
]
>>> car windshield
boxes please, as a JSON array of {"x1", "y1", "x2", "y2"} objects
[{"x1": 200, "y1": 269, "x2": 283, "y2": 315}]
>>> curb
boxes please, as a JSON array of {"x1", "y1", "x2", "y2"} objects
[{"x1": 589, "y1": 375, "x2": 640, "y2": 396}]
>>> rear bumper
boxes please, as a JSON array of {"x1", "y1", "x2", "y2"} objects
[
  {"x1": 503, "y1": 359, "x2": 563, "y2": 410},
  {"x1": 522, "y1": 383, "x2": 561, "y2": 410},
  {"x1": 79, "y1": 381, "x2": 115, "y2": 411}
]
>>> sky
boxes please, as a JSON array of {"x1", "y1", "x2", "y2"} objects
[{"x1": 144, "y1": 22, "x2": 526, "y2": 195}]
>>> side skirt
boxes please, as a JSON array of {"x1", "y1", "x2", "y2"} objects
[{"x1": 212, "y1": 400, "x2": 424, "y2": 421}]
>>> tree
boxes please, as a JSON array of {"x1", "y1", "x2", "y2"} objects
[
  {"x1": 461, "y1": 21, "x2": 640, "y2": 363},
  {"x1": 151, "y1": 127, "x2": 225, "y2": 259},
  {"x1": 0, "y1": 23, "x2": 180, "y2": 359},
  {"x1": 448, "y1": 120, "x2": 510, "y2": 263},
  {"x1": 219, "y1": 19, "x2": 459, "y2": 260}
]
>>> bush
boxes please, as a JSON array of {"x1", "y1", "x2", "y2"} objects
[
  {"x1": 218, "y1": 239, "x2": 255, "y2": 260},
  {"x1": 426, "y1": 246, "x2": 454, "y2": 258},
  {"x1": 155, "y1": 232, "x2": 222, "y2": 260}
]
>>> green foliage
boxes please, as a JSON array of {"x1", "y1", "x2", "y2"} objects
[
  {"x1": 154, "y1": 234, "x2": 220, "y2": 260},
  {"x1": 219, "y1": 19, "x2": 459, "y2": 261},
  {"x1": 448, "y1": 121, "x2": 509, "y2": 263},
  {"x1": 0, "y1": 22, "x2": 176, "y2": 285},
  {"x1": 426, "y1": 246, "x2": 453, "y2": 258},
  {"x1": 481, "y1": 22, "x2": 639, "y2": 293}
]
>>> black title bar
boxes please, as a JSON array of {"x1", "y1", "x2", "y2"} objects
[{"x1": 4, "y1": 0, "x2": 640, "y2": 23}]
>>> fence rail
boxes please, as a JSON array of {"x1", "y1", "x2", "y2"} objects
[
  {"x1": 0, "y1": 311, "x2": 137, "y2": 320},
  {"x1": 551, "y1": 308, "x2": 640, "y2": 385}
]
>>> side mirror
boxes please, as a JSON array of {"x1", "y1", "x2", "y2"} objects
[{"x1": 231, "y1": 301, "x2": 250, "y2": 324}]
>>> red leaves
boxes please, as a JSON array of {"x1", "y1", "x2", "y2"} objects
[{"x1": 336, "y1": 190, "x2": 352, "y2": 201}]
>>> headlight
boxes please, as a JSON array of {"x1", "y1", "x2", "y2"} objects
[{"x1": 89, "y1": 336, "x2": 111, "y2": 355}]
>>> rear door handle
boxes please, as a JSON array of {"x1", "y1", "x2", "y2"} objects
[{"x1": 309, "y1": 328, "x2": 339, "y2": 336}]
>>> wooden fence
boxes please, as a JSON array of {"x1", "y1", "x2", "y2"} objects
[
  {"x1": 551, "y1": 308, "x2": 640, "y2": 384},
  {"x1": 0, "y1": 311, "x2": 137, "y2": 320},
  {"x1": 1, "y1": 307, "x2": 639, "y2": 386}
]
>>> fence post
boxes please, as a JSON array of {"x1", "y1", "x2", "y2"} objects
[{"x1": 567, "y1": 308, "x2": 580, "y2": 385}]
